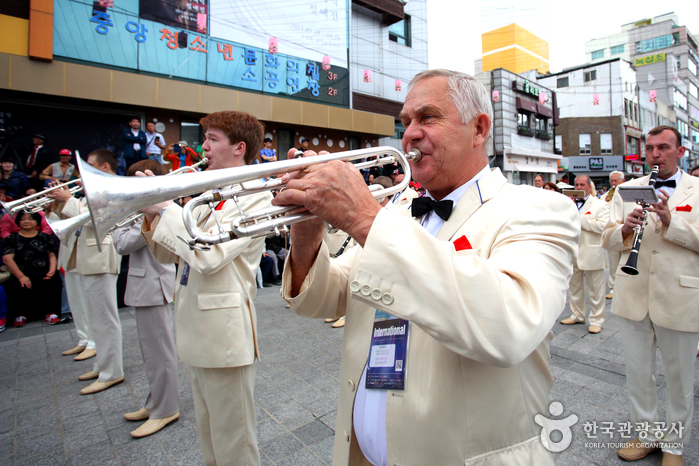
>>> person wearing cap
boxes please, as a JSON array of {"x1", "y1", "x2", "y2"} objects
[
  {"x1": 40, "y1": 149, "x2": 78, "y2": 187},
  {"x1": 1, "y1": 155, "x2": 29, "y2": 200},
  {"x1": 295, "y1": 137, "x2": 310, "y2": 154},
  {"x1": 24, "y1": 134, "x2": 52, "y2": 180}
]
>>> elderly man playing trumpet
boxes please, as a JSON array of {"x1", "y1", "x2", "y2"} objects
[
  {"x1": 275, "y1": 69, "x2": 580, "y2": 465},
  {"x1": 139, "y1": 111, "x2": 272, "y2": 466}
]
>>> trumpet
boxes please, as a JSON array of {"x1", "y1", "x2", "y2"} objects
[
  {"x1": 77, "y1": 146, "x2": 421, "y2": 247},
  {"x1": 110, "y1": 157, "x2": 210, "y2": 229},
  {"x1": 47, "y1": 158, "x2": 209, "y2": 244},
  {"x1": 2, "y1": 179, "x2": 82, "y2": 215}
]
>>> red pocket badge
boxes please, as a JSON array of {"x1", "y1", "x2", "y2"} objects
[
  {"x1": 676, "y1": 204, "x2": 692, "y2": 212},
  {"x1": 453, "y1": 235, "x2": 472, "y2": 251},
  {"x1": 584, "y1": 211, "x2": 591, "y2": 215}
]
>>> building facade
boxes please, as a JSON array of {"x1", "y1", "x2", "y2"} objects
[
  {"x1": 538, "y1": 58, "x2": 654, "y2": 183},
  {"x1": 0, "y1": 0, "x2": 426, "y2": 166},
  {"x1": 476, "y1": 68, "x2": 559, "y2": 185},
  {"x1": 585, "y1": 13, "x2": 699, "y2": 167},
  {"x1": 480, "y1": 24, "x2": 550, "y2": 75}
]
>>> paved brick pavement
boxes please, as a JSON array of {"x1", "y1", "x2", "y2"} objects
[{"x1": 0, "y1": 278, "x2": 697, "y2": 465}]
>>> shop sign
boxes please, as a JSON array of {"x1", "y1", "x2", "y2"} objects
[
  {"x1": 589, "y1": 157, "x2": 603, "y2": 170},
  {"x1": 634, "y1": 53, "x2": 666, "y2": 67}
]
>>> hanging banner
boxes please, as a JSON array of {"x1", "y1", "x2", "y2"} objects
[
  {"x1": 53, "y1": 0, "x2": 350, "y2": 107},
  {"x1": 593, "y1": 94, "x2": 600, "y2": 106},
  {"x1": 493, "y1": 90, "x2": 499, "y2": 102},
  {"x1": 650, "y1": 89, "x2": 657, "y2": 102}
]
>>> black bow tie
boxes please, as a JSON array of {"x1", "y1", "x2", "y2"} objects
[
  {"x1": 411, "y1": 197, "x2": 453, "y2": 221},
  {"x1": 655, "y1": 180, "x2": 676, "y2": 189}
]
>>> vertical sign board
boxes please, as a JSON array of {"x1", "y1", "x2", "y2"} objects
[{"x1": 53, "y1": 0, "x2": 350, "y2": 107}]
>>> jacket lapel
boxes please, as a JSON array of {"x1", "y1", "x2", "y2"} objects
[
  {"x1": 667, "y1": 172, "x2": 695, "y2": 212},
  {"x1": 436, "y1": 168, "x2": 506, "y2": 241}
]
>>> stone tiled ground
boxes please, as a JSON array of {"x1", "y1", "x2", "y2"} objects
[{"x1": 0, "y1": 274, "x2": 697, "y2": 465}]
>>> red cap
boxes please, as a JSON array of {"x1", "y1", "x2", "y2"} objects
[{"x1": 59, "y1": 149, "x2": 71, "y2": 156}]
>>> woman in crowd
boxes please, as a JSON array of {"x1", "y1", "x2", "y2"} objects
[
  {"x1": 162, "y1": 141, "x2": 202, "y2": 171},
  {"x1": 2, "y1": 211, "x2": 61, "y2": 326},
  {"x1": 0, "y1": 187, "x2": 53, "y2": 239},
  {"x1": 1, "y1": 155, "x2": 29, "y2": 200},
  {"x1": 112, "y1": 159, "x2": 179, "y2": 438},
  {"x1": 543, "y1": 182, "x2": 560, "y2": 193}
]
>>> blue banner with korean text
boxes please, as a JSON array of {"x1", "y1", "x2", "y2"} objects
[{"x1": 53, "y1": 0, "x2": 349, "y2": 107}]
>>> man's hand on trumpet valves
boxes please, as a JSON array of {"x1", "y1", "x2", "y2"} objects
[
  {"x1": 646, "y1": 189, "x2": 671, "y2": 227},
  {"x1": 47, "y1": 183, "x2": 73, "y2": 203},
  {"x1": 134, "y1": 169, "x2": 174, "y2": 222},
  {"x1": 272, "y1": 158, "x2": 382, "y2": 248}
]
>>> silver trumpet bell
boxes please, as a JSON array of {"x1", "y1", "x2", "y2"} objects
[{"x1": 77, "y1": 146, "x2": 421, "y2": 246}]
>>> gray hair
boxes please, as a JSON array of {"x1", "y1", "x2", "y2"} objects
[
  {"x1": 609, "y1": 170, "x2": 625, "y2": 180},
  {"x1": 407, "y1": 69, "x2": 493, "y2": 156}
]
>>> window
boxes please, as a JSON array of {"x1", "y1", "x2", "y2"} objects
[
  {"x1": 600, "y1": 133, "x2": 613, "y2": 154},
  {"x1": 689, "y1": 59, "x2": 698, "y2": 76},
  {"x1": 691, "y1": 128, "x2": 699, "y2": 144},
  {"x1": 677, "y1": 120, "x2": 689, "y2": 138},
  {"x1": 518, "y1": 112, "x2": 530, "y2": 128},
  {"x1": 674, "y1": 89, "x2": 688, "y2": 110},
  {"x1": 557, "y1": 77, "x2": 569, "y2": 88},
  {"x1": 536, "y1": 117, "x2": 547, "y2": 131},
  {"x1": 634, "y1": 103, "x2": 638, "y2": 122},
  {"x1": 394, "y1": 122, "x2": 405, "y2": 140},
  {"x1": 584, "y1": 70, "x2": 597, "y2": 82},
  {"x1": 591, "y1": 49, "x2": 605, "y2": 60},
  {"x1": 690, "y1": 83, "x2": 699, "y2": 100},
  {"x1": 611, "y1": 44, "x2": 625, "y2": 55},
  {"x1": 579, "y1": 134, "x2": 591, "y2": 155},
  {"x1": 624, "y1": 98, "x2": 629, "y2": 118},
  {"x1": 555, "y1": 135, "x2": 562, "y2": 152},
  {"x1": 388, "y1": 15, "x2": 411, "y2": 47},
  {"x1": 627, "y1": 136, "x2": 639, "y2": 156}
]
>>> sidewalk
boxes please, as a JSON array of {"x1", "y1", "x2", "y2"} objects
[{"x1": 0, "y1": 284, "x2": 696, "y2": 465}]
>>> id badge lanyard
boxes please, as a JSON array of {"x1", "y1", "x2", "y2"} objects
[{"x1": 365, "y1": 310, "x2": 411, "y2": 390}]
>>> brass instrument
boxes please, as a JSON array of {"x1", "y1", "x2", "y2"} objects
[
  {"x1": 620, "y1": 165, "x2": 659, "y2": 275},
  {"x1": 77, "y1": 146, "x2": 421, "y2": 248},
  {"x1": 2, "y1": 179, "x2": 83, "y2": 215},
  {"x1": 48, "y1": 158, "x2": 208, "y2": 244}
]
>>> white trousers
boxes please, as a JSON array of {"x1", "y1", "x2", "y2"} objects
[
  {"x1": 607, "y1": 250, "x2": 621, "y2": 290},
  {"x1": 568, "y1": 265, "x2": 606, "y2": 326},
  {"x1": 618, "y1": 315, "x2": 699, "y2": 455},
  {"x1": 64, "y1": 271, "x2": 95, "y2": 350},
  {"x1": 82, "y1": 273, "x2": 123, "y2": 382},
  {"x1": 189, "y1": 365, "x2": 260, "y2": 466}
]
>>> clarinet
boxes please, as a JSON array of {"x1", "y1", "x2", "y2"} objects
[{"x1": 620, "y1": 165, "x2": 659, "y2": 275}]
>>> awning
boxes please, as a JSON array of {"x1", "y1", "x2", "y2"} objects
[
  {"x1": 536, "y1": 104, "x2": 553, "y2": 118},
  {"x1": 516, "y1": 97, "x2": 538, "y2": 113}
]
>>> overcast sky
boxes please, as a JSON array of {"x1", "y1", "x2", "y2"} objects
[{"x1": 427, "y1": 0, "x2": 698, "y2": 75}]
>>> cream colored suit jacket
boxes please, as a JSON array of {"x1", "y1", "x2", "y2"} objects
[
  {"x1": 284, "y1": 168, "x2": 580, "y2": 465},
  {"x1": 57, "y1": 197, "x2": 120, "y2": 275},
  {"x1": 576, "y1": 196, "x2": 609, "y2": 270},
  {"x1": 113, "y1": 220, "x2": 176, "y2": 307},
  {"x1": 143, "y1": 189, "x2": 273, "y2": 368},
  {"x1": 601, "y1": 172, "x2": 699, "y2": 332}
]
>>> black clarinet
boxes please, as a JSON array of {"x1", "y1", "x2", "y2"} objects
[{"x1": 621, "y1": 165, "x2": 659, "y2": 275}]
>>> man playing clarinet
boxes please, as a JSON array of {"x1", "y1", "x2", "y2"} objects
[{"x1": 602, "y1": 125, "x2": 699, "y2": 466}]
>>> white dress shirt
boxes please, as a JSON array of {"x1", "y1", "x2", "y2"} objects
[{"x1": 353, "y1": 164, "x2": 492, "y2": 466}]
